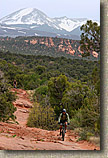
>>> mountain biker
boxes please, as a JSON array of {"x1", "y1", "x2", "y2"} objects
[
  {"x1": 58, "y1": 109, "x2": 70, "y2": 135},
  {"x1": 13, "y1": 80, "x2": 17, "y2": 88}
]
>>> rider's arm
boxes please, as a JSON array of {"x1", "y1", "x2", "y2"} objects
[
  {"x1": 67, "y1": 113, "x2": 70, "y2": 124},
  {"x1": 58, "y1": 113, "x2": 62, "y2": 123}
]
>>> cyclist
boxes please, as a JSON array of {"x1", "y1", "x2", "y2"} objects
[
  {"x1": 58, "y1": 109, "x2": 70, "y2": 135},
  {"x1": 13, "y1": 80, "x2": 17, "y2": 88}
]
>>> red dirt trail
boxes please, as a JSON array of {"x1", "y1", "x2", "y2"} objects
[{"x1": 0, "y1": 89, "x2": 100, "y2": 150}]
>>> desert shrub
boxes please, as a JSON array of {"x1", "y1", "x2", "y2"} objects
[
  {"x1": 27, "y1": 102, "x2": 58, "y2": 130},
  {"x1": 33, "y1": 85, "x2": 48, "y2": 104},
  {"x1": 69, "y1": 104, "x2": 100, "y2": 137},
  {"x1": 35, "y1": 65, "x2": 46, "y2": 75},
  {"x1": 76, "y1": 127, "x2": 95, "y2": 141},
  {"x1": 34, "y1": 85, "x2": 48, "y2": 96},
  {"x1": 69, "y1": 109, "x2": 83, "y2": 129}
]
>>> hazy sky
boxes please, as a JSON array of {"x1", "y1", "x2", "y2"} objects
[{"x1": 0, "y1": 0, "x2": 100, "y2": 21}]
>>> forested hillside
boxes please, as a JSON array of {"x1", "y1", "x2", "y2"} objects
[
  {"x1": 0, "y1": 51, "x2": 99, "y2": 88},
  {"x1": 0, "y1": 36, "x2": 99, "y2": 59}
]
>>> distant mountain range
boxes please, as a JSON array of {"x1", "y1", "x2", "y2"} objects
[{"x1": 0, "y1": 8, "x2": 99, "y2": 40}]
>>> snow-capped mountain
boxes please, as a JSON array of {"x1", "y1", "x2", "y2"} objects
[
  {"x1": 0, "y1": 8, "x2": 99, "y2": 39},
  {"x1": 0, "y1": 8, "x2": 60, "y2": 29}
]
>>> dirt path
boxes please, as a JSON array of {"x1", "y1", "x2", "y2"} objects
[{"x1": 0, "y1": 89, "x2": 100, "y2": 150}]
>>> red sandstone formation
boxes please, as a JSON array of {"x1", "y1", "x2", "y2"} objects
[
  {"x1": 49, "y1": 37, "x2": 54, "y2": 46},
  {"x1": 78, "y1": 46, "x2": 84, "y2": 54},
  {"x1": 30, "y1": 39, "x2": 37, "y2": 45},
  {"x1": 92, "y1": 51, "x2": 98, "y2": 58}
]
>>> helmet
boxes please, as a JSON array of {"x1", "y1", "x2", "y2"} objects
[{"x1": 62, "y1": 109, "x2": 66, "y2": 113}]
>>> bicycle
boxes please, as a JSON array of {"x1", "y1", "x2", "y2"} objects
[{"x1": 61, "y1": 122, "x2": 66, "y2": 141}]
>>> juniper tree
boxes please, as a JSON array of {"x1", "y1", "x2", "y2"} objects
[{"x1": 80, "y1": 20, "x2": 100, "y2": 57}]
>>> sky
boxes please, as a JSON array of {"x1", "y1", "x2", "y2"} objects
[{"x1": 0, "y1": 0, "x2": 100, "y2": 21}]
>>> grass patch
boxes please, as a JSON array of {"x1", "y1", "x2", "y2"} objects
[
  {"x1": 89, "y1": 136, "x2": 100, "y2": 146},
  {"x1": 0, "y1": 130, "x2": 4, "y2": 133},
  {"x1": 41, "y1": 139, "x2": 44, "y2": 142},
  {"x1": 12, "y1": 134, "x2": 16, "y2": 138}
]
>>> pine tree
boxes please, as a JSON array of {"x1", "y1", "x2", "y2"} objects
[{"x1": 80, "y1": 20, "x2": 100, "y2": 57}]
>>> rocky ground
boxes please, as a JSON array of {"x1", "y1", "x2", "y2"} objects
[{"x1": 0, "y1": 88, "x2": 100, "y2": 150}]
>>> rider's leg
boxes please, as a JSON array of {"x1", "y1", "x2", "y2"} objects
[
  {"x1": 65, "y1": 122, "x2": 67, "y2": 132},
  {"x1": 14, "y1": 84, "x2": 16, "y2": 88}
]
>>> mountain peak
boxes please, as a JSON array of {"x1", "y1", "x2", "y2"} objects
[
  {"x1": 0, "y1": 8, "x2": 99, "y2": 39},
  {"x1": 0, "y1": 8, "x2": 48, "y2": 25}
]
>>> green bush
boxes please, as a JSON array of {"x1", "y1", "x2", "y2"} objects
[
  {"x1": 27, "y1": 102, "x2": 58, "y2": 130},
  {"x1": 35, "y1": 85, "x2": 48, "y2": 96},
  {"x1": 78, "y1": 130, "x2": 88, "y2": 141},
  {"x1": 48, "y1": 74, "x2": 70, "y2": 116},
  {"x1": 33, "y1": 85, "x2": 48, "y2": 103},
  {"x1": 77, "y1": 127, "x2": 95, "y2": 141},
  {"x1": 69, "y1": 104, "x2": 100, "y2": 136},
  {"x1": 69, "y1": 109, "x2": 83, "y2": 129},
  {"x1": 35, "y1": 65, "x2": 46, "y2": 75}
]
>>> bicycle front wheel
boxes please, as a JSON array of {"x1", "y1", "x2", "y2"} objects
[{"x1": 62, "y1": 130, "x2": 65, "y2": 141}]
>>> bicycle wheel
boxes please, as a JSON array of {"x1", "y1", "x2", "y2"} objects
[{"x1": 62, "y1": 129, "x2": 65, "y2": 141}]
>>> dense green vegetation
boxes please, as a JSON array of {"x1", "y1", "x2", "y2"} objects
[
  {"x1": 0, "y1": 51, "x2": 99, "y2": 89},
  {"x1": 0, "y1": 50, "x2": 100, "y2": 139},
  {"x1": 0, "y1": 70, "x2": 16, "y2": 122}
]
